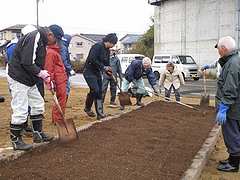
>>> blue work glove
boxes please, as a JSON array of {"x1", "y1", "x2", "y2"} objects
[
  {"x1": 201, "y1": 65, "x2": 210, "y2": 71},
  {"x1": 216, "y1": 103, "x2": 229, "y2": 125}
]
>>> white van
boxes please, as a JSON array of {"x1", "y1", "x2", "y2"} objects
[
  {"x1": 151, "y1": 54, "x2": 201, "y2": 81},
  {"x1": 117, "y1": 54, "x2": 145, "y2": 74}
]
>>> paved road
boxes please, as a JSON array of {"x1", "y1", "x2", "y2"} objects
[{"x1": 0, "y1": 69, "x2": 217, "y2": 98}]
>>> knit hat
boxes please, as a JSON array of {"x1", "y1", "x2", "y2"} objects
[
  {"x1": 166, "y1": 61, "x2": 174, "y2": 67},
  {"x1": 103, "y1": 33, "x2": 118, "y2": 44},
  {"x1": 49, "y1": 24, "x2": 64, "y2": 46}
]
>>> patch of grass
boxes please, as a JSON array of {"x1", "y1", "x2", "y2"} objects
[
  {"x1": 71, "y1": 60, "x2": 85, "y2": 73},
  {"x1": 0, "y1": 56, "x2": 7, "y2": 67}
]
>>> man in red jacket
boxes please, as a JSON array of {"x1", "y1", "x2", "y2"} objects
[{"x1": 44, "y1": 24, "x2": 67, "y2": 123}]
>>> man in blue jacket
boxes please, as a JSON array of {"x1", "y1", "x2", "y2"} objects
[
  {"x1": 119, "y1": 57, "x2": 159, "y2": 110},
  {"x1": 60, "y1": 34, "x2": 76, "y2": 108}
]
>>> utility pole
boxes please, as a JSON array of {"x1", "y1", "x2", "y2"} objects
[
  {"x1": 236, "y1": 0, "x2": 240, "y2": 50},
  {"x1": 36, "y1": 0, "x2": 39, "y2": 28}
]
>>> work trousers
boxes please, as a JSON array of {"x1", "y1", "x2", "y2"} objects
[
  {"x1": 165, "y1": 85, "x2": 180, "y2": 101},
  {"x1": 83, "y1": 68, "x2": 102, "y2": 100},
  {"x1": 7, "y1": 76, "x2": 44, "y2": 125},
  {"x1": 122, "y1": 78, "x2": 146, "y2": 94},
  {"x1": 52, "y1": 82, "x2": 67, "y2": 123},
  {"x1": 222, "y1": 117, "x2": 240, "y2": 155},
  {"x1": 102, "y1": 77, "x2": 117, "y2": 103}
]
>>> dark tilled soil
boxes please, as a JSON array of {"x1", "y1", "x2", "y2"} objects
[{"x1": 0, "y1": 101, "x2": 215, "y2": 180}]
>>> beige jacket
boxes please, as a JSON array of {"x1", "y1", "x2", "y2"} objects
[{"x1": 158, "y1": 65, "x2": 185, "y2": 90}]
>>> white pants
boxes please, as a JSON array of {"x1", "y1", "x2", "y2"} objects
[{"x1": 7, "y1": 76, "x2": 45, "y2": 125}]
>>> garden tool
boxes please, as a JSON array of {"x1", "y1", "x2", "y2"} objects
[
  {"x1": 137, "y1": 86, "x2": 206, "y2": 115},
  {"x1": 200, "y1": 70, "x2": 210, "y2": 106},
  {"x1": 108, "y1": 72, "x2": 132, "y2": 106},
  {"x1": 49, "y1": 89, "x2": 79, "y2": 143}
]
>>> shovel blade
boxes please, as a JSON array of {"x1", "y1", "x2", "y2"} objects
[
  {"x1": 118, "y1": 92, "x2": 132, "y2": 105},
  {"x1": 56, "y1": 118, "x2": 79, "y2": 143},
  {"x1": 200, "y1": 93, "x2": 210, "y2": 106}
]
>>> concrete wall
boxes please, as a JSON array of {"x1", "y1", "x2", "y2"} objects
[{"x1": 154, "y1": 0, "x2": 236, "y2": 71}]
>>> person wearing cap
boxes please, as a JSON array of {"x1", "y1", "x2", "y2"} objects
[
  {"x1": 6, "y1": 24, "x2": 37, "y2": 136},
  {"x1": 83, "y1": 33, "x2": 117, "y2": 120},
  {"x1": 45, "y1": 25, "x2": 68, "y2": 124},
  {"x1": 7, "y1": 26, "x2": 55, "y2": 151},
  {"x1": 119, "y1": 57, "x2": 159, "y2": 110},
  {"x1": 101, "y1": 48, "x2": 123, "y2": 105},
  {"x1": 158, "y1": 61, "x2": 185, "y2": 102},
  {"x1": 60, "y1": 34, "x2": 76, "y2": 108},
  {"x1": 214, "y1": 36, "x2": 240, "y2": 172}
]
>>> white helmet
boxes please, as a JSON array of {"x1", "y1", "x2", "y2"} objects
[{"x1": 21, "y1": 24, "x2": 37, "y2": 35}]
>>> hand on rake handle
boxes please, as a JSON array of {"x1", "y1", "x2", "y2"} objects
[
  {"x1": 103, "y1": 66, "x2": 112, "y2": 75},
  {"x1": 44, "y1": 80, "x2": 55, "y2": 90},
  {"x1": 152, "y1": 85, "x2": 160, "y2": 96}
]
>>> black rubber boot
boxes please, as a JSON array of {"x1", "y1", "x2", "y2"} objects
[
  {"x1": 95, "y1": 99, "x2": 106, "y2": 120},
  {"x1": 119, "y1": 105, "x2": 125, "y2": 110},
  {"x1": 84, "y1": 94, "x2": 96, "y2": 117},
  {"x1": 136, "y1": 93, "x2": 145, "y2": 107},
  {"x1": 219, "y1": 156, "x2": 230, "y2": 164},
  {"x1": 22, "y1": 119, "x2": 32, "y2": 132},
  {"x1": 30, "y1": 114, "x2": 54, "y2": 143},
  {"x1": 217, "y1": 155, "x2": 239, "y2": 172},
  {"x1": 10, "y1": 123, "x2": 33, "y2": 151}
]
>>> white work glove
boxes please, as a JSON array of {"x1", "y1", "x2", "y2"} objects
[
  {"x1": 70, "y1": 69, "x2": 76, "y2": 76},
  {"x1": 37, "y1": 70, "x2": 50, "y2": 83}
]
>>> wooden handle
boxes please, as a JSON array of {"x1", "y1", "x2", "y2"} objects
[
  {"x1": 109, "y1": 72, "x2": 123, "y2": 93},
  {"x1": 203, "y1": 70, "x2": 207, "y2": 94}
]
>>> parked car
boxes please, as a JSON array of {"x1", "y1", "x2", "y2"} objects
[
  {"x1": 117, "y1": 54, "x2": 145, "y2": 74},
  {"x1": 151, "y1": 54, "x2": 201, "y2": 81}
]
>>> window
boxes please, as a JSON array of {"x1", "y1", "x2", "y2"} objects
[
  {"x1": 76, "y1": 42, "x2": 83, "y2": 47},
  {"x1": 178, "y1": 56, "x2": 196, "y2": 64},
  {"x1": 154, "y1": 56, "x2": 170, "y2": 63}
]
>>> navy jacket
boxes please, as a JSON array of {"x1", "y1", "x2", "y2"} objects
[
  {"x1": 124, "y1": 60, "x2": 156, "y2": 86},
  {"x1": 84, "y1": 41, "x2": 110, "y2": 73},
  {"x1": 60, "y1": 34, "x2": 72, "y2": 77},
  {"x1": 8, "y1": 28, "x2": 48, "y2": 86}
]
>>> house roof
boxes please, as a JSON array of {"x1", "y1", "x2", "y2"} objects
[
  {"x1": 71, "y1": 34, "x2": 96, "y2": 43},
  {"x1": 80, "y1": 34, "x2": 106, "y2": 42},
  {"x1": 119, "y1": 34, "x2": 143, "y2": 44},
  {"x1": 0, "y1": 24, "x2": 38, "y2": 32}
]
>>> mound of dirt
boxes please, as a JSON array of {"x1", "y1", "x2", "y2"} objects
[{"x1": 0, "y1": 100, "x2": 215, "y2": 180}]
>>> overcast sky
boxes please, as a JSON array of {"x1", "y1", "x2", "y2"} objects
[{"x1": 1, "y1": 0, "x2": 154, "y2": 38}]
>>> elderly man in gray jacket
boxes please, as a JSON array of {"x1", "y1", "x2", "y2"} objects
[{"x1": 215, "y1": 36, "x2": 240, "y2": 172}]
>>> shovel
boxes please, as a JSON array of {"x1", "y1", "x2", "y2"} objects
[
  {"x1": 49, "y1": 89, "x2": 79, "y2": 143},
  {"x1": 200, "y1": 70, "x2": 210, "y2": 106},
  {"x1": 137, "y1": 86, "x2": 206, "y2": 115},
  {"x1": 108, "y1": 72, "x2": 132, "y2": 106}
]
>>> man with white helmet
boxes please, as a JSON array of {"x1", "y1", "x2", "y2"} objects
[{"x1": 119, "y1": 57, "x2": 159, "y2": 110}]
